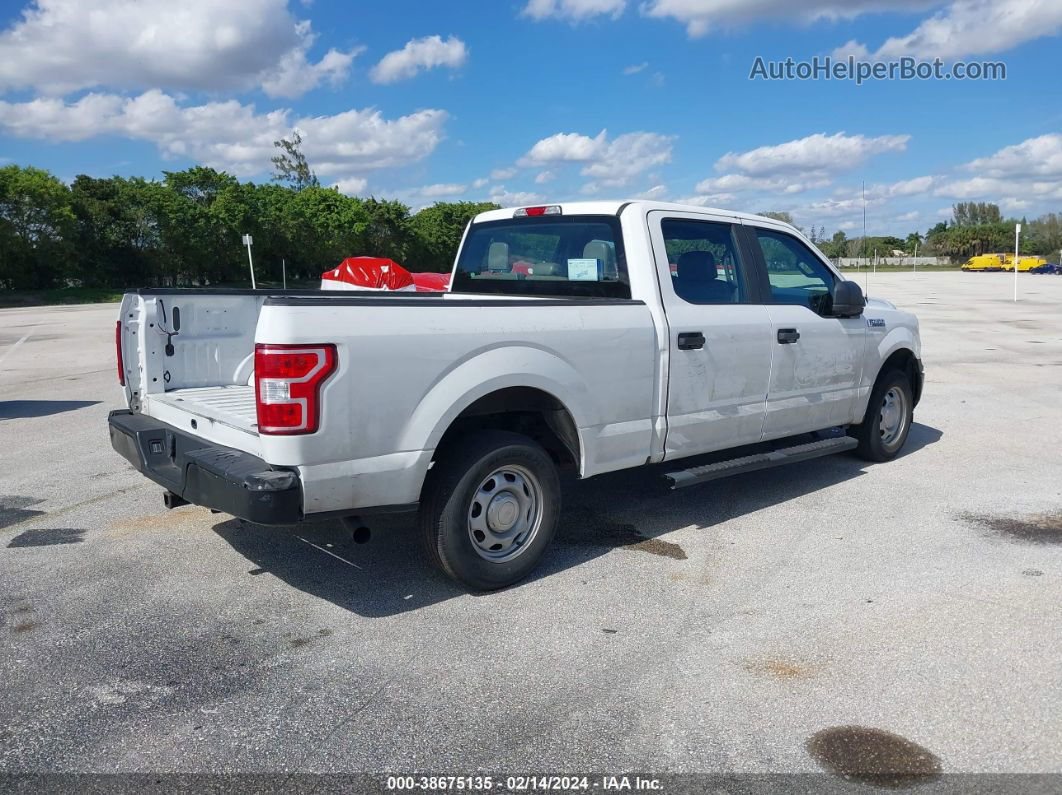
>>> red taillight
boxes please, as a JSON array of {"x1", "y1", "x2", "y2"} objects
[
  {"x1": 115, "y1": 320, "x2": 125, "y2": 386},
  {"x1": 254, "y1": 344, "x2": 337, "y2": 435}
]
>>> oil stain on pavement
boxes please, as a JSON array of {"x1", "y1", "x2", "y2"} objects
[
  {"x1": 744, "y1": 658, "x2": 815, "y2": 680},
  {"x1": 560, "y1": 506, "x2": 687, "y2": 560},
  {"x1": 806, "y1": 725, "x2": 942, "y2": 787},
  {"x1": 962, "y1": 511, "x2": 1062, "y2": 545}
]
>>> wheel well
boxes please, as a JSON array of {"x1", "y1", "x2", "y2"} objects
[
  {"x1": 433, "y1": 387, "x2": 581, "y2": 470},
  {"x1": 879, "y1": 348, "x2": 923, "y2": 405}
]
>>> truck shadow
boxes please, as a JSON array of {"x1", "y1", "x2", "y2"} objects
[
  {"x1": 0, "y1": 399, "x2": 100, "y2": 420},
  {"x1": 213, "y1": 423, "x2": 942, "y2": 618}
]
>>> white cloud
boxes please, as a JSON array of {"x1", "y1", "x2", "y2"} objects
[
  {"x1": 333, "y1": 177, "x2": 368, "y2": 195},
  {"x1": 488, "y1": 186, "x2": 547, "y2": 206},
  {"x1": 534, "y1": 170, "x2": 556, "y2": 184},
  {"x1": 520, "y1": 129, "x2": 674, "y2": 187},
  {"x1": 932, "y1": 135, "x2": 1062, "y2": 203},
  {"x1": 836, "y1": 0, "x2": 1062, "y2": 60},
  {"x1": 418, "y1": 183, "x2": 467, "y2": 198},
  {"x1": 0, "y1": 90, "x2": 448, "y2": 180},
  {"x1": 472, "y1": 177, "x2": 489, "y2": 189},
  {"x1": 261, "y1": 27, "x2": 363, "y2": 98},
  {"x1": 643, "y1": 0, "x2": 934, "y2": 38},
  {"x1": 963, "y1": 133, "x2": 1062, "y2": 180},
  {"x1": 633, "y1": 184, "x2": 668, "y2": 200},
  {"x1": 522, "y1": 0, "x2": 626, "y2": 22},
  {"x1": 1000, "y1": 197, "x2": 1031, "y2": 212},
  {"x1": 521, "y1": 131, "x2": 608, "y2": 165},
  {"x1": 716, "y1": 132, "x2": 910, "y2": 178},
  {"x1": 491, "y1": 166, "x2": 519, "y2": 180},
  {"x1": 693, "y1": 133, "x2": 908, "y2": 197},
  {"x1": 523, "y1": 0, "x2": 1056, "y2": 60},
  {"x1": 581, "y1": 131, "x2": 674, "y2": 186},
  {"x1": 880, "y1": 175, "x2": 935, "y2": 196},
  {"x1": 671, "y1": 192, "x2": 738, "y2": 207},
  {"x1": 0, "y1": 0, "x2": 357, "y2": 97},
  {"x1": 369, "y1": 35, "x2": 467, "y2": 84},
  {"x1": 695, "y1": 173, "x2": 832, "y2": 195},
  {"x1": 623, "y1": 62, "x2": 649, "y2": 74}
]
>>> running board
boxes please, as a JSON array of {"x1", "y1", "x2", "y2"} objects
[{"x1": 663, "y1": 436, "x2": 857, "y2": 490}]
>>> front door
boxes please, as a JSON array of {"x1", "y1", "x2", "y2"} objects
[
  {"x1": 747, "y1": 225, "x2": 866, "y2": 439},
  {"x1": 648, "y1": 211, "x2": 774, "y2": 459}
]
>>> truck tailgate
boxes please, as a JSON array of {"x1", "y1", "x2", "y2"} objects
[{"x1": 149, "y1": 386, "x2": 257, "y2": 433}]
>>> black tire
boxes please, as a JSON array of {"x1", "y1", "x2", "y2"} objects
[
  {"x1": 849, "y1": 369, "x2": 914, "y2": 462},
  {"x1": 419, "y1": 430, "x2": 561, "y2": 590}
]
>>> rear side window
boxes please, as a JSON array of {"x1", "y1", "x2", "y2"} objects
[{"x1": 452, "y1": 215, "x2": 630, "y2": 299}]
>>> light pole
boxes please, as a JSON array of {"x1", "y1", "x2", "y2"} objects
[
  {"x1": 242, "y1": 233, "x2": 256, "y2": 289},
  {"x1": 913, "y1": 241, "x2": 918, "y2": 274},
  {"x1": 1013, "y1": 223, "x2": 1021, "y2": 302}
]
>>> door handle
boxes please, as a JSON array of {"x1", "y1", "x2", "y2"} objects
[
  {"x1": 677, "y1": 331, "x2": 706, "y2": 350},
  {"x1": 777, "y1": 328, "x2": 800, "y2": 344}
]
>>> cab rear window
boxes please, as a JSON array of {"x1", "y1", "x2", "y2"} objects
[{"x1": 452, "y1": 215, "x2": 630, "y2": 299}]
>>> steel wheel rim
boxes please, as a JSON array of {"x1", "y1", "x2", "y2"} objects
[
  {"x1": 467, "y1": 464, "x2": 543, "y2": 563},
  {"x1": 879, "y1": 386, "x2": 908, "y2": 448}
]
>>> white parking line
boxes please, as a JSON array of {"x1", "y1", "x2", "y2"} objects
[
  {"x1": 0, "y1": 331, "x2": 33, "y2": 367},
  {"x1": 296, "y1": 535, "x2": 363, "y2": 570}
]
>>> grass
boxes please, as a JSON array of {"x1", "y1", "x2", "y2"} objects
[{"x1": 0, "y1": 287, "x2": 126, "y2": 307}]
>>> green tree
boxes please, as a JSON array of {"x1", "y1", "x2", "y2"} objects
[
  {"x1": 271, "y1": 131, "x2": 319, "y2": 192},
  {"x1": 759, "y1": 211, "x2": 795, "y2": 226},
  {"x1": 0, "y1": 165, "x2": 75, "y2": 289},
  {"x1": 282, "y1": 187, "x2": 370, "y2": 277},
  {"x1": 409, "y1": 201, "x2": 499, "y2": 271}
]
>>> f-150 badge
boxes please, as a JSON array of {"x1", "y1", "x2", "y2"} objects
[{"x1": 868, "y1": 318, "x2": 886, "y2": 327}]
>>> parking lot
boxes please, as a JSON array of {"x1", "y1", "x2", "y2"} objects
[{"x1": 1, "y1": 272, "x2": 1060, "y2": 779}]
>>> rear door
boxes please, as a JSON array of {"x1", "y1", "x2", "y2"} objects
[
  {"x1": 647, "y1": 211, "x2": 774, "y2": 458},
  {"x1": 745, "y1": 225, "x2": 866, "y2": 438}
]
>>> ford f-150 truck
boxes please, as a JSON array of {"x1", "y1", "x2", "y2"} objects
[{"x1": 110, "y1": 201, "x2": 923, "y2": 589}]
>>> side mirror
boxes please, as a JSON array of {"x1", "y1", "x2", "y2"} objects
[{"x1": 832, "y1": 280, "x2": 865, "y2": 318}]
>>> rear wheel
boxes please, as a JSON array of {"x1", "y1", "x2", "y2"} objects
[
  {"x1": 849, "y1": 370, "x2": 914, "y2": 462},
  {"x1": 419, "y1": 431, "x2": 561, "y2": 590}
]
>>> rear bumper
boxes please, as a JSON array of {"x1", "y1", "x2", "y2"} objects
[{"x1": 108, "y1": 409, "x2": 301, "y2": 525}]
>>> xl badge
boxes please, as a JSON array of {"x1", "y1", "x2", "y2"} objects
[{"x1": 868, "y1": 318, "x2": 886, "y2": 328}]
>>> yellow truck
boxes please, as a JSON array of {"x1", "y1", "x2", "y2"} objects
[
  {"x1": 1001, "y1": 255, "x2": 1048, "y2": 272},
  {"x1": 962, "y1": 254, "x2": 1005, "y2": 271}
]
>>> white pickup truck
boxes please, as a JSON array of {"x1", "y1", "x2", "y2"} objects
[{"x1": 110, "y1": 201, "x2": 923, "y2": 589}]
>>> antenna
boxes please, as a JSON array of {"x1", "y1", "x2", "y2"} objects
[{"x1": 862, "y1": 181, "x2": 869, "y2": 298}]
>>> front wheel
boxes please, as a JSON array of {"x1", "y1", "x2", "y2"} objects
[
  {"x1": 419, "y1": 431, "x2": 561, "y2": 590},
  {"x1": 849, "y1": 370, "x2": 914, "y2": 462}
]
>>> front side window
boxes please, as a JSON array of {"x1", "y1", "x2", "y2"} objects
[
  {"x1": 452, "y1": 215, "x2": 629, "y2": 298},
  {"x1": 661, "y1": 219, "x2": 748, "y2": 304},
  {"x1": 755, "y1": 229, "x2": 836, "y2": 315}
]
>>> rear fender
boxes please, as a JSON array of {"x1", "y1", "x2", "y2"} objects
[{"x1": 398, "y1": 344, "x2": 592, "y2": 474}]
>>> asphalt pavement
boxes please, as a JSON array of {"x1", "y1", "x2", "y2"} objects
[{"x1": 1, "y1": 273, "x2": 1060, "y2": 782}]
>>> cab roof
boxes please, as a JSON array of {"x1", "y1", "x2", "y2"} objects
[{"x1": 472, "y1": 201, "x2": 800, "y2": 234}]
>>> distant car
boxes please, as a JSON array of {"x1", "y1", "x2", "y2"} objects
[{"x1": 1030, "y1": 263, "x2": 1059, "y2": 274}]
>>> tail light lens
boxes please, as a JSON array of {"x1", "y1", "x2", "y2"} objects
[
  {"x1": 115, "y1": 320, "x2": 125, "y2": 386},
  {"x1": 254, "y1": 344, "x2": 337, "y2": 435}
]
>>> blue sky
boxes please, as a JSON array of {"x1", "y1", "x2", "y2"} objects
[{"x1": 1, "y1": 0, "x2": 1060, "y2": 235}]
